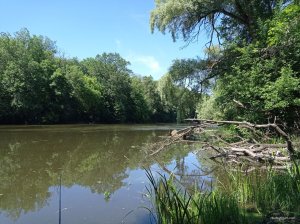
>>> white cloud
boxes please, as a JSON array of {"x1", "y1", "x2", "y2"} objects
[
  {"x1": 133, "y1": 55, "x2": 161, "y2": 73},
  {"x1": 126, "y1": 52, "x2": 165, "y2": 79}
]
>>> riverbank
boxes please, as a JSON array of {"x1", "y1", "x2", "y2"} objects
[
  {"x1": 147, "y1": 161, "x2": 300, "y2": 223},
  {"x1": 146, "y1": 119, "x2": 300, "y2": 223}
]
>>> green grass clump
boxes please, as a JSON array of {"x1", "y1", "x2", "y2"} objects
[
  {"x1": 146, "y1": 161, "x2": 300, "y2": 224},
  {"x1": 146, "y1": 170, "x2": 245, "y2": 224},
  {"x1": 227, "y1": 163, "x2": 300, "y2": 215}
]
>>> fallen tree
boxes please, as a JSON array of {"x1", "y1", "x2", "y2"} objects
[
  {"x1": 148, "y1": 119, "x2": 299, "y2": 167},
  {"x1": 186, "y1": 119, "x2": 296, "y2": 154}
]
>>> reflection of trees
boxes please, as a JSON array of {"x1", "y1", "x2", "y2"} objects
[
  {"x1": 0, "y1": 126, "x2": 211, "y2": 221},
  {"x1": 155, "y1": 146, "x2": 219, "y2": 193},
  {"x1": 0, "y1": 126, "x2": 169, "y2": 219},
  {"x1": 0, "y1": 143, "x2": 51, "y2": 220}
]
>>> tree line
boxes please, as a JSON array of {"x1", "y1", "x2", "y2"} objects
[
  {"x1": 0, "y1": 29, "x2": 183, "y2": 124},
  {"x1": 2, "y1": 0, "x2": 299, "y2": 127},
  {"x1": 151, "y1": 0, "x2": 300, "y2": 131}
]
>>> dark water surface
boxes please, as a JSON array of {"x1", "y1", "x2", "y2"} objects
[{"x1": 0, "y1": 124, "x2": 214, "y2": 224}]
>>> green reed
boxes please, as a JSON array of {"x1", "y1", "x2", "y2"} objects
[
  {"x1": 227, "y1": 163, "x2": 300, "y2": 215},
  {"x1": 146, "y1": 161, "x2": 300, "y2": 224},
  {"x1": 146, "y1": 170, "x2": 245, "y2": 224}
]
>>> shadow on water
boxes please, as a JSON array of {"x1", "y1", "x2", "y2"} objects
[{"x1": 0, "y1": 124, "x2": 218, "y2": 224}]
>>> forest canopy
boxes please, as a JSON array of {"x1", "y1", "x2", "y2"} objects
[
  {"x1": 1, "y1": 0, "x2": 299, "y2": 127},
  {"x1": 0, "y1": 29, "x2": 179, "y2": 124},
  {"x1": 151, "y1": 0, "x2": 300, "y2": 130}
]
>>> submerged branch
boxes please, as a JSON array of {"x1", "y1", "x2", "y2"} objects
[
  {"x1": 148, "y1": 119, "x2": 299, "y2": 168},
  {"x1": 185, "y1": 118, "x2": 295, "y2": 155}
]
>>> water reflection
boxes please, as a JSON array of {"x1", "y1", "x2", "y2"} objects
[{"x1": 0, "y1": 125, "x2": 216, "y2": 223}]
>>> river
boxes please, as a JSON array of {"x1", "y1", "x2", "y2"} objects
[{"x1": 0, "y1": 124, "x2": 216, "y2": 224}]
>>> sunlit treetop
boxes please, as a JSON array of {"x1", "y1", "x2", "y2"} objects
[{"x1": 150, "y1": 0, "x2": 294, "y2": 45}]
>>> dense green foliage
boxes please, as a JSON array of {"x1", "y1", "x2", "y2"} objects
[
  {"x1": 151, "y1": 0, "x2": 300, "y2": 130},
  {"x1": 0, "y1": 29, "x2": 176, "y2": 124},
  {"x1": 158, "y1": 73, "x2": 198, "y2": 122},
  {"x1": 151, "y1": 0, "x2": 289, "y2": 43},
  {"x1": 216, "y1": 3, "x2": 300, "y2": 127}
]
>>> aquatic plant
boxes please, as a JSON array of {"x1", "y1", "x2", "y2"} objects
[
  {"x1": 104, "y1": 191, "x2": 112, "y2": 201},
  {"x1": 145, "y1": 170, "x2": 245, "y2": 224},
  {"x1": 146, "y1": 161, "x2": 300, "y2": 224}
]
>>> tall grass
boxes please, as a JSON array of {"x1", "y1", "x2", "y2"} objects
[
  {"x1": 146, "y1": 161, "x2": 300, "y2": 224},
  {"x1": 146, "y1": 170, "x2": 245, "y2": 224},
  {"x1": 227, "y1": 164, "x2": 300, "y2": 215}
]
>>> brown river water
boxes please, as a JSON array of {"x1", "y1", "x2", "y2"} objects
[{"x1": 0, "y1": 124, "x2": 216, "y2": 224}]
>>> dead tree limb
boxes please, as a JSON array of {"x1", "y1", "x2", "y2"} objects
[
  {"x1": 185, "y1": 119, "x2": 295, "y2": 155},
  {"x1": 147, "y1": 119, "x2": 298, "y2": 168},
  {"x1": 231, "y1": 148, "x2": 259, "y2": 158},
  {"x1": 149, "y1": 127, "x2": 195, "y2": 156}
]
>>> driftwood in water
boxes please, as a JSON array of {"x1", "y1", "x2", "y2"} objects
[
  {"x1": 148, "y1": 119, "x2": 299, "y2": 167},
  {"x1": 185, "y1": 118, "x2": 295, "y2": 155},
  {"x1": 149, "y1": 126, "x2": 196, "y2": 156}
]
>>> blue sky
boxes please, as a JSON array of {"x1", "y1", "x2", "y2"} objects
[{"x1": 0, "y1": 0, "x2": 208, "y2": 79}]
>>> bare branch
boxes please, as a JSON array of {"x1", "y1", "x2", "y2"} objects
[{"x1": 185, "y1": 118, "x2": 295, "y2": 155}]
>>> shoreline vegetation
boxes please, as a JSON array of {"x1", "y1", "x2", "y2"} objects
[
  {"x1": 146, "y1": 162, "x2": 300, "y2": 224},
  {"x1": 146, "y1": 119, "x2": 300, "y2": 223}
]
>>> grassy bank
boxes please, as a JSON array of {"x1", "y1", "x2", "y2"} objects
[{"x1": 146, "y1": 161, "x2": 300, "y2": 224}]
